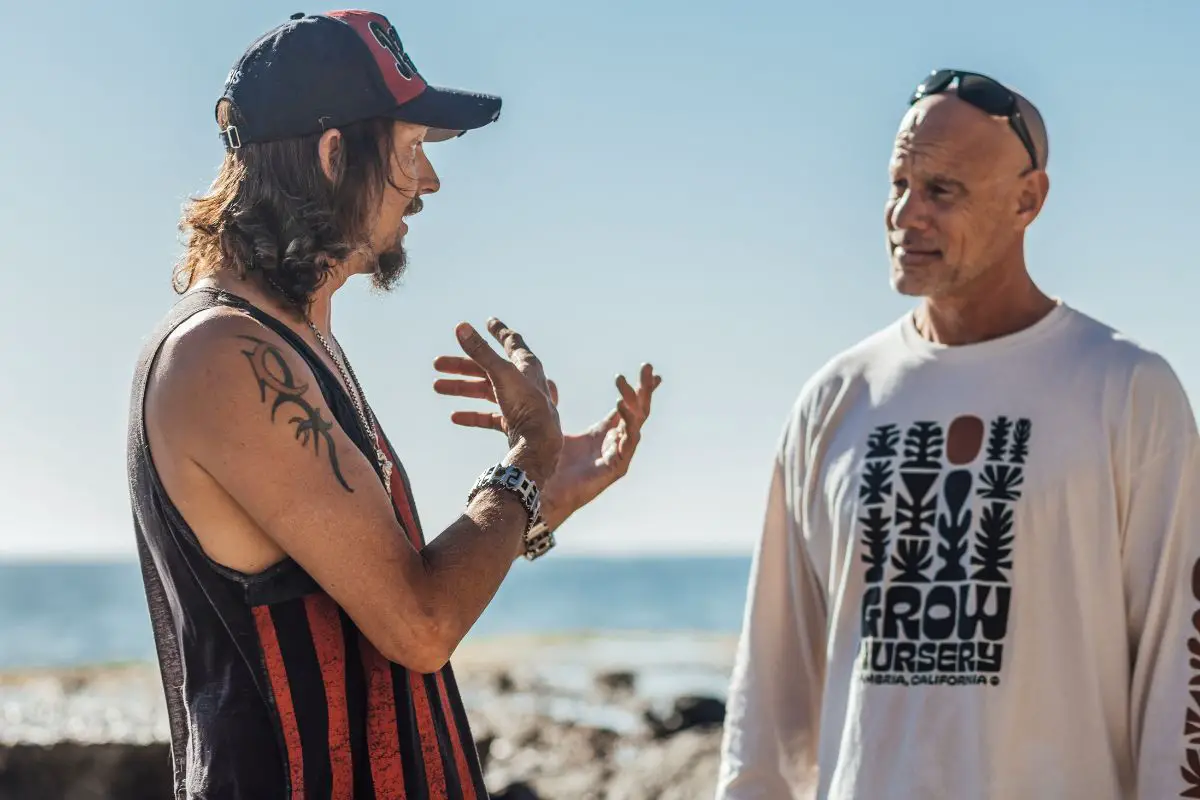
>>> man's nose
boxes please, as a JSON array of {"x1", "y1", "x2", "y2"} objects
[
  {"x1": 889, "y1": 188, "x2": 926, "y2": 231},
  {"x1": 418, "y1": 151, "x2": 441, "y2": 196}
]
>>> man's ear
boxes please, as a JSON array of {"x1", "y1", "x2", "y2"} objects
[
  {"x1": 318, "y1": 128, "x2": 343, "y2": 183},
  {"x1": 1016, "y1": 170, "x2": 1050, "y2": 229}
]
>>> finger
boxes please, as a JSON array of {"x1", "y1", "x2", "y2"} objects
[
  {"x1": 615, "y1": 374, "x2": 640, "y2": 417},
  {"x1": 488, "y1": 317, "x2": 549, "y2": 390},
  {"x1": 486, "y1": 317, "x2": 534, "y2": 361},
  {"x1": 615, "y1": 401, "x2": 641, "y2": 460},
  {"x1": 456, "y1": 323, "x2": 510, "y2": 375},
  {"x1": 588, "y1": 407, "x2": 621, "y2": 437},
  {"x1": 616, "y1": 398, "x2": 640, "y2": 433},
  {"x1": 637, "y1": 363, "x2": 655, "y2": 412},
  {"x1": 433, "y1": 355, "x2": 487, "y2": 379},
  {"x1": 433, "y1": 378, "x2": 496, "y2": 402},
  {"x1": 645, "y1": 372, "x2": 663, "y2": 416},
  {"x1": 450, "y1": 410, "x2": 505, "y2": 431}
]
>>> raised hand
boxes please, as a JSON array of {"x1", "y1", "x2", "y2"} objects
[
  {"x1": 450, "y1": 318, "x2": 563, "y2": 485},
  {"x1": 435, "y1": 341, "x2": 661, "y2": 531}
]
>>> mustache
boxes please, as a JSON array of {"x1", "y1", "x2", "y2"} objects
[
  {"x1": 891, "y1": 236, "x2": 939, "y2": 250},
  {"x1": 405, "y1": 196, "x2": 424, "y2": 217}
]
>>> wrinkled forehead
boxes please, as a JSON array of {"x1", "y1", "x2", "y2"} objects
[{"x1": 889, "y1": 96, "x2": 1019, "y2": 178}]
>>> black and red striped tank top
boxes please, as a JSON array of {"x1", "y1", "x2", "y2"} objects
[{"x1": 127, "y1": 287, "x2": 487, "y2": 799}]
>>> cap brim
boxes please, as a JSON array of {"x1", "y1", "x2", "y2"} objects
[{"x1": 391, "y1": 85, "x2": 502, "y2": 142}]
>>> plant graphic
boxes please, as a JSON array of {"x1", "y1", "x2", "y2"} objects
[
  {"x1": 901, "y1": 422, "x2": 944, "y2": 469},
  {"x1": 859, "y1": 461, "x2": 893, "y2": 504},
  {"x1": 860, "y1": 506, "x2": 891, "y2": 584},
  {"x1": 895, "y1": 472, "x2": 938, "y2": 537},
  {"x1": 935, "y1": 470, "x2": 973, "y2": 581},
  {"x1": 977, "y1": 464, "x2": 1025, "y2": 501},
  {"x1": 892, "y1": 538, "x2": 933, "y2": 583},
  {"x1": 1182, "y1": 625, "x2": 1200, "y2": 798},
  {"x1": 865, "y1": 424, "x2": 901, "y2": 459},
  {"x1": 971, "y1": 502, "x2": 1015, "y2": 582},
  {"x1": 1186, "y1": 707, "x2": 1200, "y2": 740},
  {"x1": 1181, "y1": 749, "x2": 1200, "y2": 799},
  {"x1": 1009, "y1": 419, "x2": 1032, "y2": 464},
  {"x1": 986, "y1": 416, "x2": 1013, "y2": 462}
]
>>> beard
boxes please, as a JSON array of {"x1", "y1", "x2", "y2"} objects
[
  {"x1": 369, "y1": 195, "x2": 422, "y2": 292},
  {"x1": 370, "y1": 245, "x2": 407, "y2": 291}
]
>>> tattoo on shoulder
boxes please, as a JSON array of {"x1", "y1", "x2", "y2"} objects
[{"x1": 237, "y1": 335, "x2": 353, "y2": 492}]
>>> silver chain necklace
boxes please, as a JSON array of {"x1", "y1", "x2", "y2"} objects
[{"x1": 305, "y1": 321, "x2": 394, "y2": 496}]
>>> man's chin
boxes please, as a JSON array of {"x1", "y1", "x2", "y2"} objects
[
  {"x1": 370, "y1": 249, "x2": 407, "y2": 292},
  {"x1": 890, "y1": 268, "x2": 925, "y2": 297},
  {"x1": 889, "y1": 260, "x2": 942, "y2": 298}
]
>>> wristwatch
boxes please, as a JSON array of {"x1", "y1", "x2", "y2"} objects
[{"x1": 468, "y1": 464, "x2": 556, "y2": 560}]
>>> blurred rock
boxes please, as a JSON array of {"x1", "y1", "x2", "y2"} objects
[
  {"x1": 491, "y1": 780, "x2": 540, "y2": 800},
  {"x1": 593, "y1": 670, "x2": 637, "y2": 695},
  {"x1": 491, "y1": 670, "x2": 517, "y2": 694},
  {"x1": 0, "y1": 665, "x2": 728, "y2": 799},
  {"x1": 644, "y1": 695, "x2": 726, "y2": 739},
  {"x1": 604, "y1": 729, "x2": 723, "y2": 799},
  {"x1": 0, "y1": 743, "x2": 172, "y2": 800},
  {"x1": 475, "y1": 730, "x2": 496, "y2": 772}
]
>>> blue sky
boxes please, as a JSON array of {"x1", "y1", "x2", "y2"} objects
[{"x1": 1, "y1": 0, "x2": 1196, "y2": 557}]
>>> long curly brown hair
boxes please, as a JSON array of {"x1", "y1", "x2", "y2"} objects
[{"x1": 174, "y1": 100, "x2": 400, "y2": 314}]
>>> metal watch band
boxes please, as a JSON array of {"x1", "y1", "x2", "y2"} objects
[
  {"x1": 467, "y1": 462, "x2": 543, "y2": 532},
  {"x1": 466, "y1": 464, "x2": 556, "y2": 560},
  {"x1": 523, "y1": 519, "x2": 556, "y2": 561}
]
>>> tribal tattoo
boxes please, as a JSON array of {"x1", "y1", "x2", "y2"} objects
[{"x1": 237, "y1": 335, "x2": 353, "y2": 492}]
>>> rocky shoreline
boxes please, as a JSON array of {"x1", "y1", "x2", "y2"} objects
[{"x1": 0, "y1": 635, "x2": 734, "y2": 799}]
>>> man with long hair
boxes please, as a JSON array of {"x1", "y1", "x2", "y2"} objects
[
  {"x1": 716, "y1": 70, "x2": 1199, "y2": 799},
  {"x1": 127, "y1": 11, "x2": 661, "y2": 799}
]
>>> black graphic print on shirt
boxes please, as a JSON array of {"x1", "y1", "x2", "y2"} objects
[
  {"x1": 856, "y1": 414, "x2": 1031, "y2": 688},
  {"x1": 1178, "y1": 557, "x2": 1200, "y2": 797}
]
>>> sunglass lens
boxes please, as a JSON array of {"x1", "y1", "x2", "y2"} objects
[
  {"x1": 910, "y1": 69, "x2": 954, "y2": 104},
  {"x1": 956, "y1": 74, "x2": 1013, "y2": 116}
]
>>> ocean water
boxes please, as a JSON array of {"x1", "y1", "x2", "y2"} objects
[{"x1": 0, "y1": 556, "x2": 752, "y2": 671}]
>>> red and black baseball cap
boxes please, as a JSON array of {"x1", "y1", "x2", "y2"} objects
[{"x1": 218, "y1": 10, "x2": 501, "y2": 149}]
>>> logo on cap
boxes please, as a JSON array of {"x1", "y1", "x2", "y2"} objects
[{"x1": 368, "y1": 21, "x2": 419, "y2": 81}]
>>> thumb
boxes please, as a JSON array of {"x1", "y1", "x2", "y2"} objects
[{"x1": 455, "y1": 322, "x2": 508, "y2": 375}]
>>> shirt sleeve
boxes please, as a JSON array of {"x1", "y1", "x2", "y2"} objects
[
  {"x1": 716, "y1": 426, "x2": 827, "y2": 799},
  {"x1": 1120, "y1": 359, "x2": 1200, "y2": 798}
]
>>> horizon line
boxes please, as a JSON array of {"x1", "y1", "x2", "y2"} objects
[{"x1": 0, "y1": 549, "x2": 755, "y2": 564}]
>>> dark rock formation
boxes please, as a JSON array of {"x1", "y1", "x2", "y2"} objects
[
  {"x1": 644, "y1": 695, "x2": 727, "y2": 739},
  {"x1": 0, "y1": 743, "x2": 172, "y2": 800}
]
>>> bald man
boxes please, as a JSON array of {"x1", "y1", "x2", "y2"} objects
[{"x1": 715, "y1": 69, "x2": 1199, "y2": 799}]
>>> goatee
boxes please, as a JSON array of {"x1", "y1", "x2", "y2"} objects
[{"x1": 371, "y1": 246, "x2": 407, "y2": 291}]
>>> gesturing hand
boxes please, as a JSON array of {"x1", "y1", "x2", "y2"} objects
[
  {"x1": 451, "y1": 318, "x2": 563, "y2": 486},
  {"x1": 435, "y1": 340, "x2": 661, "y2": 531}
]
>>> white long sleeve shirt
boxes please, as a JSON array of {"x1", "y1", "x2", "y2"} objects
[{"x1": 716, "y1": 302, "x2": 1200, "y2": 800}]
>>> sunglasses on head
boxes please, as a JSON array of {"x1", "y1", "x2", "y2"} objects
[{"x1": 909, "y1": 69, "x2": 1040, "y2": 171}]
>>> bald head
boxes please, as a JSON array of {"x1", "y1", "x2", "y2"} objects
[
  {"x1": 902, "y1": 92, "x2": 1044, "y2": 175},
  {"x1": 907, "y1": 84, "x2": 1051, "y2": 172},
  {"x1": 884, "y1": 87, "x2": 1051, "y2": 300},
  {"x1": 902, "y1": 94, "x2": 1022, "y2": 177}
]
